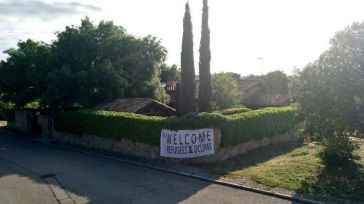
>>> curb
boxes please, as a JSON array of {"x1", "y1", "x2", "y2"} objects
[{"x1": 34, "y1": 139, "x2": 323, "y2": 204}]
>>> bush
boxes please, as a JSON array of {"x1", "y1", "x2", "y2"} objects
[
  {"x1": 0, "y1": 102, "x2": 15, "y2": 121},
  {"x1": 320, "y1": 132, "x2": 360, "y2": 168},
  {"x1": 53, "y1": 106, "x2": 299, "y2": 147}
]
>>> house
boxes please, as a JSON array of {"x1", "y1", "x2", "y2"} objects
[
  {"x1": 239, "y1": 80, "x2": 266, "y2": 101},
  {"x1": 164, "y1": 76, "x2": 200, "y2": 108},
  {"x1": 164, "y1": 77, "x2": 292, "y2": 109},
  {"x1": 243, "y1": 90, "x2": 292, "y2": 108},
  {"x1": 165, "y1": 80, "x2": 178, "y2": 108},
  {"x1": 239, "y1": 80, "x2": 292, "y2": 108},
  {"x1": 97, "y1": 98, "x2": 177, "y2": 117}
]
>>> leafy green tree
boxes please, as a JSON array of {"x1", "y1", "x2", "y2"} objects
[
  {"x1": 0, "y1": 18, "x2": 169, "y2": 110},
  {"x1": 243, "y1": 74, "x2": 262, "y2": 81},
  {"x1": 198, "y1": 0, "x2": 212, "y2": 112},
  {"x1": 244, "y1": 70, "x2": 288, "y2": 91},
  {"x1": 90, "y1": 60, "x2": 128, "y2": 104},
  {"x1": 160, "y1": 64, "x2": 180, "y2": 83},
  {"x1": 0, "y1": 40, "x2": 51, "y2": 109},
  {"x1": 179, "y1": 3, "x2": 196, "y2": 115},
  {"x1": 121, "y1": 35, "x2": 168, "y2": 100},
  {"x1": 264, "y1": 70, "x2": 289, "y2": 91},
  {"x1": 51, "y1": 18, "x2": 168, "y2": 105},
  {"x1": 225, "y1": 72, "x2": 241, "y2": 82},
  {"x1": 289, "y1": 22, "x2": 364, "y2": 165},
  {"x1": 211, "y1": 73, "x2": 243, "y2": 110},
  {"x1": 45, "y1": 66, "x2": 88, "y2": 109}
]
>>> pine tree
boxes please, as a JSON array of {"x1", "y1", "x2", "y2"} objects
[
  {"x1": 198, "y1": 0, "x2": 212, "y2": 112},
  {"x1": 179, "y1": 2, "x2": 196, "y2": 115}
]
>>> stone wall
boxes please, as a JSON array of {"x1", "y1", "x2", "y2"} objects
[
  {"x1": 12, "y1": 111, "x2": 33, "y2": 133},
  {"x1": 37, "y1": 114, "x2": 52, "y2": 138},
  {"x1": 10, "y1": 111, "x2": 300, "y2": 163},
  {"x1": 52, "y1": 130, "x2": 160, "y2": 159},
  {"x1": 52, "y1": 127, "x2": 299, "y2": 164},
  {"x1": 217, "y1": 128, "x2": 299, "y2": 161}
]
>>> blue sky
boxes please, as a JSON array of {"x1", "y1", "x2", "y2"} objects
[{"x1": 1, "y1": 0, "x2": 364, "y2": 76}]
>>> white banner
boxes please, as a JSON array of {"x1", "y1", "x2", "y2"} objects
[{"x1": 160, "y1": 128, "x2": 214, "y2": 158}]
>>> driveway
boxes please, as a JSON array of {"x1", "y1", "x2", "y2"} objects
[{"x1": 0, "y1": 128, "x2": 299, "y2": 204}]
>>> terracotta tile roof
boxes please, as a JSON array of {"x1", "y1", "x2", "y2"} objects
[
  {"x1": 97, "y1": 98, "x2": 176, "y2": 116},
  {"x1": 239, "y1": 80, "x2": 264, "y2": 92},
  {"x1": 244, "y1": 91, "x2": 292, "y2": 107}
]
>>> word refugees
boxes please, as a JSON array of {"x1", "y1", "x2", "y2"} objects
[{"x1": 160, "y1": 128, "x2": 214, "y2": 158}]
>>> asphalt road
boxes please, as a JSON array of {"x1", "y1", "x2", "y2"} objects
[{"x1": 0, "y1": 128, "x2": 299, "y2": 204}]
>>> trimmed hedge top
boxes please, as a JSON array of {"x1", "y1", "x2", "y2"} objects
[
  {"x1": 215, "y1": 106, "x2": 251, "y2": 115},
  {"x1": 53, "y1": 106, "x2": 300, "y2": 147}
]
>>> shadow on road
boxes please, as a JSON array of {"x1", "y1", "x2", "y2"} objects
[
  {"x1": 0, "y1": 126, "x2": 214, "y2": 203},
  {"x1": 0, "y1": 126, "x2": 298, "y2": 204},
  {"x1": 0, "y1": 127, "x2": 272, "y2": 203}
]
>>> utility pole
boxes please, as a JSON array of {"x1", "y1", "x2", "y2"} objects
[{"x1": 257, "y1": 57, "x2": 264, "y2": 75}]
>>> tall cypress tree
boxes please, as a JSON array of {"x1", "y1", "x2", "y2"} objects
[
  {"x1": 198, "y1": 0, "x2": 212, "y2": 112},
  {"x1": 179, "y1": 2, "x2": 196, "y2": 115}
]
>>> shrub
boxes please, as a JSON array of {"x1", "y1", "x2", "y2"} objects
[
  {"x1": 320, "y1": 132, "x2": 360, "y2": 169},
  {"x1": 53, "y1": 106, "x2": 299, "y2": 147},
  {"x1": 0, "y1": 102, "x2": 15, "y2": 121}
]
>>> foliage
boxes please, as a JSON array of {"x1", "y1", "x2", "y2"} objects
[
  {"x1": 46, "y1": 66, "x2": 89, "y2": 109},
  {"x1": 160, "y1": 64, "x2": 180, "y2": 83},
  {"x1": 0, "y1": 40, "x2": 51, "y2": 109},
  {"x1": 211, "y1": 73, "x2": 243, "y2": 110},
  {"x1": 244, "y1": 70, "x2": 289, "y2": 91},
  {"x1": 0, "y1": 100, "x2": 14, "y2": 121},
  {"x1": 24, "y1": 100, "x2": 41, "y2": 110},
  {"x1": 53, "y1": 106, "x2": 298, "y2": 147},
  {"x1": 179, "y1": 3, "x2": 196, "y2": 115},
  {"x1": 221, "y1": 106, "x2": 299, "y2": 147},
  {"x1": 216, "y1": 106, "x2": 251, "y2": 115},
  {"x1": 198, "y1": 0, "x2": 212, "y2": 112},
  {"x1": 224, "y1": 72, "x2": 241, "y2": 82},
  {"x1": 289, "y1": 22, "x2": 364, "y2": 164},
  {"x1": 264, "y1": 70, "x2": 289, "y2": 91},
  {"x1": 0, "y1": 18, "x2": 169, "y2": 110}
]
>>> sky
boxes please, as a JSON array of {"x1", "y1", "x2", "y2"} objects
[{"x1": 1, "y1": 0, "x2": 364, "y2": 76}]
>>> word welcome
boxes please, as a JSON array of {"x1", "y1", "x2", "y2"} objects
[{"x1": 160, "y1": 128, "x2": 214, "y2": 158}]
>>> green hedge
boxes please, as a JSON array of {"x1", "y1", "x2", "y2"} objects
[
  {"x1": 216, "y1": 106, "x2": 251, "y2": 115},
  {"x1": 54, "y1": 110, "x2": 224, "y2": 146},
  {"x1": 53, "y1": 106, "x2": 300, "y2": 147},
  {"x1": 220, "y1": 106, "x2": 300, "y2": 147}
]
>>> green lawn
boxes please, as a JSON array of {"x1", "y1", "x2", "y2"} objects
[{"x1": 204, "y1": 142, "x2": 364, "y2": 202}]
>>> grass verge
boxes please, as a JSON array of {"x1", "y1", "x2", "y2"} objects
[{"x1": 203, "y1": 142, "x2": 364, "y2": 202}]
